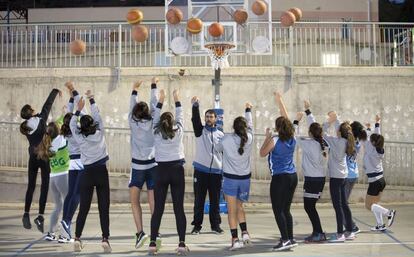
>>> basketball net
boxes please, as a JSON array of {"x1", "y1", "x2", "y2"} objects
[{"x1": 205, "y1": 43, "x2": 235, "y2": 70}]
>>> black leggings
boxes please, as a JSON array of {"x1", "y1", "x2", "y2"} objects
[
  {"x1": 329, "y1": 178, "x2": 353, "y2": 234},
  {"x1": 24, "y1": 155, "x2": 50, "y2": 214},
  {"x1": 270, "y1": 173, "x2": 298, "y2": 241},
  {"x1": 192, "y1": 169, "x2": 222, "y2": 229},
  {"x1": 151, "y1": 162, "x2": 186, "y2": 242},
  {"x1": 75, "y1": 165, "x2": 110, "y2": 239},
  {"x1": 303, "y1": 179, "x2": 325, "y2": 234}
]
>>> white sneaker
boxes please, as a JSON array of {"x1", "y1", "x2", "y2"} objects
[
  {"x1": 44, "y1": 232, "x2": 57, "y2": 241},
  {"x1": 371, "y1": 224, "x2": 387, "y2": 231},
  {"x1": 242, "y1": 232, "x2": 252, "y2": 246},
  {"x1": 74, "y1": 239, "x2": 83, "y2": 252},
  {"x1": 101, "y1": 239, "x2": 112, "y2": 253},
  {"x1": 387, "y1": 210, "x2": 396, "y2": 227},
  {"x1": 328, "y1": 233, "x2": 345, "y2": 243},
  {"x1": 176, "y1": 243, "x2": 190, "y2": 256},
  {"x1": 344, "y1": 232, "x2": 355, "y2": 240},
  {"x1": 229, "y1": 238, "x2": 244, "y2": 251}
]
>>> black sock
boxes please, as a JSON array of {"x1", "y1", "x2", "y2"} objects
[
  {"x1": 239, "y1": 222, "x2": 247, "y2": 232},
  {"x1": 179, "y1": 241, "x2": 186, "y2": 247},
  {"x1": 149, "y1": 241, "x2": 156, "y2": 247},
  {"x1": 230, "y1": 229, "x2": 238, "y2": 239}
]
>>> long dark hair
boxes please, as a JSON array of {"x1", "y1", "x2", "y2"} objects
[
  {"x1": 309, "y1": 122, "x2": 327, "y2": 157},
  {"x1": 370, "y1": 134, "x2": 384, "y2": 154},
  {"x1": 20, "y1": 104, "x2": 35, "y2": 135},
  {"x1": 36, "y1": 122, "x2": 60, "y2": 161},
  {"x1": 339, "y1": 122, "x2": 356, "y2": 156},
  {"x1": 233, "y1": 116, "x2": 248, "y2": 155},
  {"x1": 275, "y1": 116, "x2": 295, "y2": 141},
  {"x1": 60, "y1": 113, "x2": 73, "y2": 137},
  {"x1": 132, "y1": 102, "x2": 152, "y2": 122},
  {"x1": 155, "y1": 112, "x2": 177, "y2": 139},
  {"x1": 351, "y1": 121, "x2": 367, "y2": 141},
  {"x1": 79, "y1": 115, "x2": 97, "y2": 137}
]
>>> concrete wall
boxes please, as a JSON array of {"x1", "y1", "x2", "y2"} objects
[
  {"x1": 25, "y1": 0, "x2": 379, "y2": 23},
  {"x1": 0, "y1": 67, "x2": 413, "y2": 142}
]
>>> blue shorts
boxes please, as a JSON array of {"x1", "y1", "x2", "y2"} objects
[
  {"x1": 222, "y1": 177, "x2": 250, "y2": 202},
  {"x1": 128, "y1": 167, "x2": 155, "y2": 190}
]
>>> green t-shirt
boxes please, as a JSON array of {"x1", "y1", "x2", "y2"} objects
[{"x1": 49, "y1": 141, "x2": 70, "y2": 174}]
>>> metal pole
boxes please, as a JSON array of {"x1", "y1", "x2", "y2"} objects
[
  {"x1": 212, "y1": 68, "x2": 221, "y2": 108},
  {"x1": 35, "y1": 25, "x2": 38, "y2": 68}
]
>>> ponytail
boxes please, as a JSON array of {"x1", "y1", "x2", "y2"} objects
[
  {"x1": 370, "y1": 134, "x2": 385, "y2": 154},
  {"x1": 60, "y1": 113, "x2": 73, "y2": 137},
  {"x1": 20, "y1": 121, "x2": 32, "y2": 136},
  {"x1": 155, "y1": 112, "x2": 177, "y2": 140},
  {"x1": 339, "y1": 122, "x2": 356, "y2": 156},
  {"x1": 35, "y1": 122, "x2": 60, "y2": 161},
  {"x1": 233, "y1": 116, "x2": 248, "y2": 155},
  {"x1": 309, "y1": 123, "x2": 327, "y2": 157}
]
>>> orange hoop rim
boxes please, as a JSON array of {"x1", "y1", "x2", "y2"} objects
[{"x1": 204, "y1": 42, "x2": 235, "y2": 57}]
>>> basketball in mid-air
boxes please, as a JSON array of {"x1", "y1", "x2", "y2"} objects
[
  {"x1": 233, "y1": 9, "x2": 248, "y2": 24},
  {"x1": 187, "y1": 18, "x2": 203, "y2": 34},
  {"x1": 252, "y1": 0, "x2": 267, "y2": 16},
  {"x1": 166, "y1": 7, "x2": 183, "y2": 25},
  {"x1": 208, "y1": 22, "x2": 224, "y2": 37},
  {"x1": 280, "y1": 11, "x2": 296, "y2": 27},
  {"x1": 132, "y1": 25, "x2": 149, "y2": 42},
  {"x1": 70, "y1": 39, "x2": 86, "y2": 55},
  {"x1": 126, "y1": 9, "x2": 144, "y2": 25}
]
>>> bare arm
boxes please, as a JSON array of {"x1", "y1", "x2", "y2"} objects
[
  {"x1": 274, "y1": 92, "x2": 289, "y2": 119},
  {"x1": 150, "y1": 77, "x2": 159, "y2": 116},
  {"x1": 260, "y1": 128, "x2": 275, "y2": 157},
  {"x1": 153, "y1": 89, "x2": 165, "y2": 130},
  {"x1": 173, "y1": 89, "x2": 184, "y2": 128}
]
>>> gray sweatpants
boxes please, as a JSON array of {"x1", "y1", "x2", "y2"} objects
[{"x1": 49, "y1": 173, "x2": 68, "y2": 233}]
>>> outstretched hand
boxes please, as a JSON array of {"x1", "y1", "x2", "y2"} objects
[
  {"x1": 159, "y1": 89, "x2": 165, "y2": 103},
  {"x1": 375, "y1": 114, "x2": 381, "y2": 123},
  {"x1": 151, "y1": 77, "x2": 159, "y2": 84},
  {"x1": 304, "y1": 100, "x2": 311, "y2": 110},
  {"x1": 265, "y1": 127, "x2": 272, "y2": 138},
  {"x1": 173, "y1": 89, "x2": 179, "y2": 102},
  {"x1": 296, "y1": 112, "x2": 304, "y2": 122},
  {"x1": 191, "y1": 96, "x2": 199, "y2": 105},
  {"x1": 85, "y1": 90, "x2": 94, "y2": 99},
  {"x1": 65, "y1": 81, "x2": 74, "y2": 96},
  {"x1": 245, "y1": 102, "x2": 253, "y2": 109},
  {"x1": 133, "y1": 81, "x2": 143, "y2": 91},
  {"x1": 77, "y1": 97, "x2": 85, "y2": 111},
  {"x1": 273, "y1": 91, "x2": 282, "y2": 103}
]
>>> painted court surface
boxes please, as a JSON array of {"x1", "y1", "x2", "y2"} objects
[{"x1": 0, "y1": 203, "x2": 413, "y2": 257}]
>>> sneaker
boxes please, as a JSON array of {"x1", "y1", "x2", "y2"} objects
[
  {"x1": 135, "y1": 231, "x2": 148, "y2": 249},
  {"x1": 44, "y1": 232, "x2": 58, "y2": 241},
  {"x1": 211, "y1": 226, "x2": 224, "y2": 235},
  {"x1": 272, "y1": 239, "x2": 294, "y2": 251},
  {"x1": 191, "y1": 226, "x2": 201, "y2": 235},
  {"x1": 387, "y1": 210, "x2": 396, "y2": 227},
  {"x1": 74, "y1": 238, "x2": 83, "y2": 252},
  {"x1": 352, "y1": 226, "x2": 361, "y2": 234},
  {"x1": 229, "y1": 238, "x2": 244, "y2": 251},
  {"x1": 148, "y1": 241, "x2": 158, "y2": 255},
  {"x1": 289, "y1": 239, "x2": 298, "y2": 247},
  {"x1": 58, "y1": 235, "x2": 72, "y2": 244},
  {"x1": 156, "y1": 234, "x2": 162, "y2": 251},
  {"x1": 344, "y1": 231, "x2": 356, "y2": 240},
  {"x1": 371, "y1": 224, "x2": 387, "y2": 231},
  {"x1": 60, "y1": 220, "x2": 71, "y2": 239},
  {"x1": 328, "y1": 233, "x2": 345, "y2": 243},
  {"x1": 22, "y1": 213, "x2": 31, "y2": 229},
  {"x1": 305, "y1": 233, "x2": 327, "y2": 243},
  {"x1": 34, "y1": 215, "x2": 44, "y2": 233},
  {"x1": 102, "y1": 238, "x2": 112, "y2": 253},
  {"x1": 176, "y1": 242, "x2": 190, "y2": 256},
  {"x1": 241, "y1": 232, "x2": 252, "y2": 246}
]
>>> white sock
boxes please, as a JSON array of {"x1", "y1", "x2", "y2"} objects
[
  {"x1": 371, "y1": 204, "x2": 387, "y2": 225},
  {"x1": 372, "y1": 204, "x2": 389, "y2": 215}
]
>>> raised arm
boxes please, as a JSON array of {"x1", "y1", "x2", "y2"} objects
[
  {"x1": 274, "y1": 91, "x2": 289, "y2": 119},
  {"x1": 86, "y1": 90, "x2": 104, "y2": 131},
  {"x1": 150, "y1": 77, "x2": 159, "y2": 116},
  {"x1": 304, "y1": 100, "x2": 316, "y2": 128},
  {"x1": 153, "y1": 89, "x2": 165, "y2": 129},
  {"x1": 259, "y1": 127, "x2": 275, "y2": 157},
  {"x1": 293, "y1": 112, "x2": 303, "y2": 135},
  {"x1": 129, "y1": 81, "x2": 142, "y2": 121},
  {"x1": 245, "y1": 102, "x2": 253, "y2": 130},
  {"x1": 173, "y1": 89, "x2": 184, "y2": 128},
  {"x1": 191, "y1": 96, "x2": 203, "y2": 137},
  {"x1": 70, "y1": 98, "x2": 85, "y2": 144},
  {"x1": 40, "y1": 88, "x2": 61, "y2": 120},
  {"x1": 374, "y1": 114, "x2": 381, "y2": 135}
]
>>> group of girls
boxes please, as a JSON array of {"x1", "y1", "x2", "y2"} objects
[{"x1": 19, "y1": 79, "x2": 396, "y2": 255}]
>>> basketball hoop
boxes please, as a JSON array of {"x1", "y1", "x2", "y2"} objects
[{"x1": 204, "y1": 42, "x2": 235, "y2": 70}]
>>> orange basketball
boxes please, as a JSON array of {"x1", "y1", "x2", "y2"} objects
[
  {"x1": 166, "y1": 7, "x2": 183, "y2": 25},
  {"x1": 280, "y1": 11, "x2": 296, "y2": 27},
  {"x1": 252, "y1": 0, "x2": 267, "y2": 16},
  {"x1": 233, "y1": 9, "x2": 248, "y2": 24},
  {"x1": 187, "y1": 18, "x2": 203, "y2": 34},
  {"x1": 288, "y1": 7, "x2": 303, "y2": 21},
  {"x1": 126, "y1": 8, "x2": 144, "y2": 25},
  {"x1": 208, "y1": 22, "x2": 224, "y2": 37},
  {"x1": 131, "y1": 25, "x2": 148, "y2": 42},
  {"x1": 69, "y1": 39, "x2": 86, "y2": 55}
]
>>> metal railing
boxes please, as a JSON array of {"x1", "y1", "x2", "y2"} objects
[
  {"x1": 0, "y1": 22, "x2": 413, "y2": 68},
  {"x1": 1, "y1": 121, "x2": 413, "y2": 186}
]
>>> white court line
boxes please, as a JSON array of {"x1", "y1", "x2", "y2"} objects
[{"x1": 33, "y1": 241, "x2": 414, "y2": 247}]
